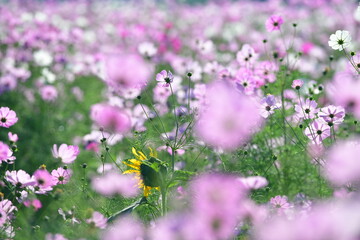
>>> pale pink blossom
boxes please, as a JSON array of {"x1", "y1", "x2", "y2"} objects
[
  {"x1": 52, "y1": 144, "x2": 80, "y2": 164},
  {"x1": 51, "y1": 167, "x2": 72, "y2": 184},
  {"x1": 8, "y1": 132, "x2": 18, "y2": 142},
  {"x1": 86, "y1": 211, "x2": 107, "y2": 229},
  {"x1": 0, "y1": 107, "x2": 18, "y2": 128},
  {"x1": 5, "y1": 170, "x2": 36, "y2": 188}
]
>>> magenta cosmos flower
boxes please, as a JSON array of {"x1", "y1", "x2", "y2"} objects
[
  {"x1": 265, "y1": 15, "x2": 284, "y2": 32},
  {"x1": 195, "y1": 81, "x2": 262, "y2": 150},
  {"x1": 90, "y1": 103, "x2": 131, "y2": 134},
  {"x1": 0, "y1": 107, "x2": 18, "y2": 128},
  {"x1": 0, "y1": 141, "x2": 15, "y2": 164},
  {"x1": 33, "y1": 169, "x2": 54, "y2": 189},
  {"x1": 52, "y1": 144, "x2": 80, "y2": 164}
]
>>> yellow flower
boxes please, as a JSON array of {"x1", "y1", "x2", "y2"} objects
[{"x1": 123, "y1": 147, "x2": 160, "y2": 197}]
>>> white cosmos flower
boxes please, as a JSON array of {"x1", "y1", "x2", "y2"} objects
[
  {"x1": 33, "y1": 50, "x2": 53, "y2": 66},
  {"x1": 328, "y1": 30, "x2": 351, "y2": 51},
  {"x1": 138, "y1": 42, "x2": 157, "y2": 57}
]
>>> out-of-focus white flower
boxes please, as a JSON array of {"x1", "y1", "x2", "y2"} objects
[
  {"x1": 354, "y1": 4, "x2": 360, "y2": 22},
  {"x1": 328, "y1": 30, "x2": 351, "y2": 51},
  {"x1": 138, "y1": 42, "x2": 157, "y2": 57},
  {"x1": 33, "y1": 50, "x2": 53, "y2": 66}
]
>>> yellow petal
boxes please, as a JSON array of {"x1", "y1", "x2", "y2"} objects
[
  {"x1": 132, "y1": 147, "x2": 147, "y2": 160},
  {"x1": 123, "y1": 161, "x2": 140, "y2": 170},
  {"x1": 123, "y1": 169, "x2": 140, "y2": 174},
  {"x1": 144, "y1": 186, "x2": 152, "y2": 197},
  {"x1": 128, "y1": 158, "x2": 142, "y2": 167},
  {"x1": 149, "y1": 147, "x2": 158, "y2": 158}
]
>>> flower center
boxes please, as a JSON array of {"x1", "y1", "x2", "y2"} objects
[
  {"x1": 337, "y1": 39, "x2": 344, "y2": 45},
  {"x1": 316, "y1": 130, "x2": 322, "y2": 135},
  {"x1": 0, "y1": 118, "x2": 6, "y2": 123},
  {"x1": 38, "y1": 179, "x2": 45, "y2": 185},
  {"x1": 266, "y1": 106, "x2": 271, "y2": 111},
  {"x1": 329, "y1": 114, "x2": 334, "y2": 118},
  {"x1": 164, "y1": 77, "x2": 171, "y2": 84},
  {"x1": 305, "y1": 109, "x2": 310, "y2": 114}
]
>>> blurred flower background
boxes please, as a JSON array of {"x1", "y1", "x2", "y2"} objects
[{"x1": 1, "y1": 0, "x2": 360, "y2": 239}]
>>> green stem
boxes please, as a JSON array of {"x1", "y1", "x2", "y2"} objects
[
  {"x1": 171, "y1": 147, "x2": 175, "y2": 172},
  {"x1": 161, "y1": 187, "x2": 167, "y2": 216}
]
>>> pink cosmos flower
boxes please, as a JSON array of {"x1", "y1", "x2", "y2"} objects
[
  {"x1": 153, "y1": 85, "x2": 171, "y2": 104},
  {"x1": 0, "y1": 107, "x2": 18, "y2": 128},
  {"x1": 104, "y1": 54, "x2": 151, "y2": 92},
  {"x1": 33, "y1": 169, "x2": 54, "y2": 189},
  {"x1": 0, "y1": 209, "x2": 7, "y2": 227},
  {"x1": 189, "y1": 174, "x2": 248, "y2": 240},
  {"x1": 236, "y1": 44, "x2": 258, "y2": 66},
  {"x1": 0, "y1": 199, "x2": 17, "y2": 217},
  {"x1": 0, "y1": 142, "x2": 15, "y2": 164},
  {"x1": 265, "y1": 15, "x2": 284, "y2": 32},
  {"x1": 156, "y1": 70, "x2": 174, "y2": 87},
  {"x1": 52, "y1": 144, "x2": 80, "y2": 164},
  {"x1": 318, "y1": 105, "x2": 345, "y2": 126},
  {"x1": 86, "y1": 211, "x2": 107, "y2": 229},
  {"x1": 91, "y1": 172, "x2": 139, "y2": 197},
  {"x1": 0, "y1": 75, "x2": 17, "y2": 94},
  {"x1": 294, "y1": 98, "x2": 319, "y2": 120},
  {"x1": 5, "y1": 170, "x2": 36, "y2": 188},
  {"x1": 270, "y1": 195, "x2": 292, "y2": 215},
  {"x1": 102, "y1": 216, "x2": 144, "y2": 240},
  {"x1": 256, "y1": 200, "x2": 360, "y2": 240},
  {"x1": 51, "y1": 167, "x2": 72, "y2": 185},
  {"x1": 255, "y1": 61, "x2": 277, "y2": 83},
  {"x1": 195, "y1": 81, "x2": 262, "y2": 150},
  {"x1": 260, "y1": 95, "x2": 280, "y2": 118},
  {"x1": 304, "y1": 120, "x2": 331, "y2": 144},
  {"x1": 24, "y1": 199, "x2": 42, "y2": 211},
  {"x1": 90, "y1": 103, "x2": 131, "y2": 134},
  {"x1": 291, "y1": 79, "x2": 304, "y2": 90},
  {"x1": 326, "y1": 72, "x2": 360, "y2": 119},
  {"x1": 45, "y1": 233, "x2": 68, "y2": 240},
  {"x1": 8, "y1": 132, "x2": 18, "y2": 142},
  {"x1": 40, "y1": 85, "x2": 58, "y2": 102},
  {"x1": 324, "y1": 139, "x2": 360, "y2": 186},
  {"x1": 239, "y1": 176, "x2": 268, "y2": 190},
  {"x1": 235, "y1": 70, "x2": 258, "y2": 95}
]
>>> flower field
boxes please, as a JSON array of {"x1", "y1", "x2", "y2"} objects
[{"x1": 1, "y1": 0, "x2": 360, "y2": 239}]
